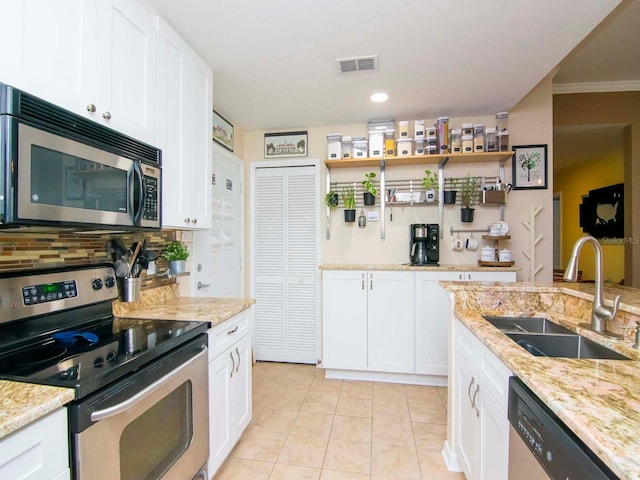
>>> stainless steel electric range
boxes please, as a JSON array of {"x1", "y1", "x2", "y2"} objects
[{"x1": 0, "y1": 264, "x2": 209, "y2": 480}]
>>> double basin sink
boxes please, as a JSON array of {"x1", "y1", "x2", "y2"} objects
[{"x1": 483, "y1": 316, "x2": 630, "y2": 360}]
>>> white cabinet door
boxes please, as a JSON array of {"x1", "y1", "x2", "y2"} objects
[
  {"x1": 478, "y1": 387, "x2": 509, "y2": 480},
  {"x1": 456, "y1": 353, "x2": 478, "y2": 480},
  {"x1": 367, "y1": 271, "x2": 415, "y2": 374},
  {"x1": 157, "y1": 18, "x2": 212, "y2": 230},
  {"x1": 1, "y1": 0, "x2": 97, "y2": 113},
  {"x1": 95, "y1": 0, "x2": 157, "y2": 144},
  {"x1": 232, "y1": 334, "x2": 253, "y2": 435},
  {"x1": 208, "y1": 350, "x2": 233, "y2": 477},
  {"x1": 415, "y1": 271, "x2": 461, "y2": 375},
  {"x1": 322, "y1": 270, "x2": 367, "y2": 370}
]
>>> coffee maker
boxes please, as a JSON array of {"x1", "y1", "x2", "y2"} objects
[{"x1": 410, "y1": 224, "x2": 439, "y2": 265}]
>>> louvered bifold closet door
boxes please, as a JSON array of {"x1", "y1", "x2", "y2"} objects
[{"x1": 255, "y1": 166, "x2": 318, "y2": 363}]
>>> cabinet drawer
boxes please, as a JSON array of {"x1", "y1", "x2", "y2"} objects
[
  {"x1": 209, "y1": 310, "x2": 251, "y2": 360},
  {"x1": 456, "y1": 321, "x2": 478, "y2": 364},
  {"x1": 0, "y1": 408, "x2": 69, "y2": 480},
  {"x1": 479, "y1": 345, "x2": 512, "y2": 413}
]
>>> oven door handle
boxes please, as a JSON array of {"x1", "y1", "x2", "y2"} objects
[{"x1": 90, "y1": 344, "x2": 207, "y2": 422}]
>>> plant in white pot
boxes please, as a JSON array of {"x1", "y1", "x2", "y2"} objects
[
  {"x1": 460, "y1": 174, "x2": 479, "y2": 222},
  {"x1": 362, "y1": 172, "x2": 377, "y2": 206},
  {"x1": 421, "y1": 169, "x2": 438, "y2": 203},
  {"x1": 162, "y1": 241, "x2": 189, "y2": 274}
]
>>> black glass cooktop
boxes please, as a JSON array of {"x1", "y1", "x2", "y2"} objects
[{"x1": 0, "y1": 315, "x2": 208, "y2": 399}]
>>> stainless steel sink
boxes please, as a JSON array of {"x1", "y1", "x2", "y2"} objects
[
  {"x1": 482, "y1": 316, "x2": 574, "y2": 335},
  {"x1": 504, "y1": 332, "x2": 630, "y2": 360}
]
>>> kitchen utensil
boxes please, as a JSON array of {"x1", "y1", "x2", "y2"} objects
[
  {"x1": 465, "y1": 234, "x2": 478, "y2": 251},
  {"x1": 128, "y1": 242, "x2": 143, "y2": 276},
  {"x1": 122, "y1": 276, "x2": 141, "y2": 302},
  {"x1": 114, "y1": 259, "x2": 130, "y2": 278},
  {"x1": 452, "y1": 234, "x2": 464, "y2": 251},
  {"x1": 52, "y1": 331, "x2": 99, "y2": 347}
]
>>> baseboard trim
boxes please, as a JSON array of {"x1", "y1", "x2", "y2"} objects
[
  {"x1": 442, "y1": 440, "x2": 462, "y2": 472},
  {"x1": 324, "y1": 368, "x2": 447, "y2": 386}
]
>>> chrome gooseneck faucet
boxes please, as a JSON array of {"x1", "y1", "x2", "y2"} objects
[{"x1": 563, "y1": 235, "x2": 623, "y2": 338}]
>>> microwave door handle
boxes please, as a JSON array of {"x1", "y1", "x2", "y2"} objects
[
  {"x1": 131, "y1": 162, "x2": 145, "y2": 225},
  {"x1": 90, "y1": 345, "x2": 208, "y2": 422}
]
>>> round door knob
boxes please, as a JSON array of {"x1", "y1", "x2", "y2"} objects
[
  {"x1": 104, "y1": 276, "x2": 116, "y2": 288},
  {"x1": 92, "y1": 279, "x2": 103, "y2": 291},
  {"x1": 184, "y1": 217, "x2": 191, "y2": 223},
  {"x1": 86, "y1": 104, "x2": 96, "y2": 112},
  {"x1": 102, "y1": 111, "x2": 112, "y2": 120}
]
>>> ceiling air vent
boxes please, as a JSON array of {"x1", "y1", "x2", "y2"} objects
[{"x1": 336, "y1": 55, "x2": 378, "y2": 74}]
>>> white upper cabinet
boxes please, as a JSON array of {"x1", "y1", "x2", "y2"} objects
[
  {"x1": 156, "y1": 17, "x2": 212, "y2": 229},
  {"x1": 0, "y1": 0, "x2": 157, "y2": 145}
]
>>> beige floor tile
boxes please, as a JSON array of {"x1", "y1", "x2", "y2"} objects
[
  {"x1": 232, "y1": 427, "x2": 287, "y2": 462},
  {"x1": 404, "y1": 385, "x2": 441, "y2": 405},
  {"x1": 310, "y1": 376, "x2": 343, "y2": 394},
  {"x1": 371, "y1": 444, "x2": 421, "y2": 479},
  {"x1": 252, "y1": 392, "x2": 272, "y2": 421},
  {"x1": 321, "y1": 470, "x2": 372, "y2": 480},
  {"x1": 336, "y1": 396, "x2": 373, "y2": 418},
  {"x1": 372, "y1": 396, "x2": 410, "y2": 421},
  {"x1": 278, "y1": 434, "x2": 329, "y2": 468},
  {"x1": 416, "y1": 447, "x2": 465, "y2": 479},
  {"x1": 331, "y1": 415, "x2": 372, "y2": 442},
  {"x1": 268, "y1": 389, "x2": 307, "y2": 411},
  {"x1": 412, "y1": 423, "x2": 447, "y2": 449},
  {"x1": 214, "y1": 457, "x2": 273, "y2": 480},
  {"x1": 341, "y1": 380, "x2": 374, "y2": 399},
  {"x1": 371, "y1": 416, "x2": 415, "y2": 446},
  {"x1": 373, "y1": 382, "x2": 407, "y2": 400},
  {"x1": 255, "y1": 407, "x2": 298, "y2": 433},
  {"x1": 290, "y1": 411, "x2": 335, "y2": 437},
  {"x1": 323, "y1": 438, "x2": 372, "y2": 474},
  {"x1": 408, "y1": 401, "x2": 446, "y2": 424},
  {"x1": 254, "y1": 376, "x2": 282, "y2": 394},
  {"x1": 270, "y1": 463, "x2": 321, "y2": 480},
  {"x1": 300, "y1": 391, "x2": 340, "y2": 414}
]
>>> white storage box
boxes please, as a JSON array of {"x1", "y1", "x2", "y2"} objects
[
  {"x1": 397, "y1": 138, "x2": 413, "y2": 156},
  {"x1": 327, "y1": 134, "x2": 341, "y2": 159}
]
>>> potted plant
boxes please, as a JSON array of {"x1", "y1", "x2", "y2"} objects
[
  {"x1": 162, "y1": 240, "x2": 189, "y2": 274},
  {"x1": 342, "y1": 186, "x2": 356, "y2": 222},
  {"x1": 421, "y1": 169, "x2": 438, "y2": 203},
  {"x1": 325, "y1": 190, "x2": 339, "y2": 208},
  {"x1": 443, "y1": 177, "x2": 459, "y2": 204},
  {"x1": 362, "y1": 172, "x2": 377, "y2": 206},
  {"x1": 460, "y1": 174, "x2": 478, "y2": 222}
]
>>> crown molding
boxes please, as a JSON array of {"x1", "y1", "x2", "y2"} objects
[{"x1": 553, "y1": 80, "x2": 640, "y2": 94}]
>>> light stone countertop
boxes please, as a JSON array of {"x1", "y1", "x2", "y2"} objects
[
  {"x1": 442, "y1": 281, "x2": 640, "y2": 480},
  {"x1": 0, "y1": 381, "x2": 74, "y2": 439},
  {"x1": 320, "y1": 263, "x2": 519, "y2": 272}
]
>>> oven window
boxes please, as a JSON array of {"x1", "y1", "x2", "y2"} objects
[
  {"x1": 120, "y1": 381, "x2": 193, "y2": 480},
  {"x1": 30, "y1": 145, "x2": 127, "y2": 213}
]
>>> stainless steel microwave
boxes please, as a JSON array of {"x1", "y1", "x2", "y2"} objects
[{"x1": 0, "y1": 83, "x2": 161, "y2": 231}]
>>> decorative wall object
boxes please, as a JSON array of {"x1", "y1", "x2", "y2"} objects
[
  {"x1": 212, "y1": 109, "x2": 234, "y2": 151},
  {"x1": 521, "y1": 205, "x2": 544, "y2": 281},
  {"x1": 264, "y1": 131, "x2": 308, "y2": 158},
  {"x1": 512, "y1": 144, "x2": 547, "y2": 190},
  {"x1": 579, "y1": 183, "x2": 624, "y2": 239}
]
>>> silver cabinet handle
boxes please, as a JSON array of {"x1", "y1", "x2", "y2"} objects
[
  {"x1": 472, "y1": 385, "x2": 480, "y2": 417},
  {"x1": 370, "y1": 273, "x2": 373, "y2": 290},
  {"x1": 91, "y1": 345, "x2": 207, "y2": 421},
  {"x1": 86, "y1": 104, "x2": 96, "y2": 112},
  {"x1": 192, "y1": 218, "x2": 197, "y2": 224},
  {"x1": 459, "y1": 273, "x2": 463, "y2": 280},
  {"x1": 184, "y1": 217, "x2": 191, "y2": 223},
  {"x1": 467, "y1": 376, "x2": 475, "y2": 404},
  {"x1": 230, "y1": 351, "x2": 235, "y2": 378},
  {"x1": 102, "y1": 111, "x2": 111, "y2": 120},
  {"x1": 361, "y1": 273, "x2": 364, "y2": 290},
  {"x1": 235, "y1": 347, "x2": 240, "y2": 372},
  {"x1": 227, "y1": 325, "x2": 239, "y2": 335},
  {"x1": 197, "y1": 281, "x2": 210, "y2": 290}
]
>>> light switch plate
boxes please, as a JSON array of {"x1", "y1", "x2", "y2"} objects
[{"x1": 367, "y1": 211, "x2": 379, "y2": 222}]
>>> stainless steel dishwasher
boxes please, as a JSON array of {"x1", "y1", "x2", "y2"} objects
[{"x1": 508, "y1": 376, "x2": 619, "y2": 480}]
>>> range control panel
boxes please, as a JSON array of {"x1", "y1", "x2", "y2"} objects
[{"x1": 22, "y1": 280, "x2": 78, "y2": 306}]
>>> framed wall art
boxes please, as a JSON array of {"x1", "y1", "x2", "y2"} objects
[
  {"x1": 512, "y1": 144, "x2": 548, "y2": 190},
  {"x1": 264, "y1": 131, "x2": 308, "y2": 158},
  {"x1": 212, "y1": 109, "x2": 234, "y2": 152}
]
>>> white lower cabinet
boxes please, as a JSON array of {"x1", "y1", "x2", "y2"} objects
[
  {"x1": 454, "y1": 319, "x2": 511, "y2": 480},
  {"x1": 0, "y1": 408, "x2": 70, "y2": 480},
  {"x1": 208, "y1": 312, "x2": 253, "y2": 478}
]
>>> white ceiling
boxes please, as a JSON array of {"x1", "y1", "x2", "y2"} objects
[{"x1": 146, "y1": 0, "x2": 622, "y2": 131}]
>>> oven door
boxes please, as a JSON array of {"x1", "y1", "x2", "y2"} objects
[
  {"x1": 71, "y1": 335, "x2": 209, "y2": 480},
  {"x1": 14, "y1": 121, "x2": 141, "y2": 228}
]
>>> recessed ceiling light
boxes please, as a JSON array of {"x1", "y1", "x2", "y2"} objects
[{"x1": 370, "y1": 92, "x2": 389, "y2": 103}]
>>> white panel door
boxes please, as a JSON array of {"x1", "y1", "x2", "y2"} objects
[
  {"x1": 367, "y1": 271, "x2": 415, "y2": 373},
  {"x1": 254, "y1": 165, "x2": 318, "y2": 363}
]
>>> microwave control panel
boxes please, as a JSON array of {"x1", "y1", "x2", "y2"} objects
[{"x1": 143, "y1": 175, "x2": 158, "y2": 221}]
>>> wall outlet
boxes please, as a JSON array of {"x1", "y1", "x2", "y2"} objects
[{"x1": 367, "y1": 211, "x2": 379, "y2": 222}]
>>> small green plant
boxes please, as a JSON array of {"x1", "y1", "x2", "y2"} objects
[
  {"x1": 421, "y1": 169, "x2": 439, "y2": 190},
  {"x1": 460, "y1": 174, "x2": 479, "y2": 208},
  {"x1": 162, "y1": 241, "x2": 190, "y2": 261},
  {"x1": 325, "y1": 190, "x2": 339, "y2": 208},
  {"x1": 342, "y1": 186, "x2": 356, "y2": 209},
  {"x1": 362, "y1": 172, "x2": 378, "y2": 196},
  {"x1": 447, "y1": 177, "x2": 459, "y2": 190}
]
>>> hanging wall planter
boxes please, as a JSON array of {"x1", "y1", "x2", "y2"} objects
[
  {"x1": 362, "y1": 172, "x2": 378, "y2": 206},
  {"x1": 342, "y1": 186, "x2": 356, "y2": 223},
  {"x1": 344, "y1": 209, "x2": 356, "y2": 222},
  {"x1": 460, "y1": 207, "x2": 475, "y2": 223},
  {"x1": 443, "y1": 190, "x2": 457, "y2": 204},
  {"x1": 363, "y1": 192, "x2": 376, "y2": 206}
]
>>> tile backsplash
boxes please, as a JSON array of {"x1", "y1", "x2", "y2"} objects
[{"x1": 0, "y1": 230, "x2": 179, "y2": 290}]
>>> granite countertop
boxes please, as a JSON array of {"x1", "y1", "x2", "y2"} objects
[
  {"x1": 443, "y1": 281, "x2": 640, "y2": 480},
  {"x1": 320, "y1": 263, "x2": 519, "y2": 272},
  {"x1": 0, "y1": 381, "x2": 74, "y2": 440}
]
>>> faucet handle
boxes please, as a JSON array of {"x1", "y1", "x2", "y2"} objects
[{"x1": 610, "y1": 294, "x2": 622, "y2": 321}]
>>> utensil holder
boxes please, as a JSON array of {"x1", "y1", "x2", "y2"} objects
[{"x1": 122, "y1": 277, "x2": 141, "y2": 303}]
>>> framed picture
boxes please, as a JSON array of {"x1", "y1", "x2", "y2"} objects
[
  {"x1": 264, "y1": 131, "x2": 308, "y2": 158},
  {"x1": 212, "y1": 109, "x2": 234, "y2": 152},
  {"x1": 512, "y1": 144, "x2": 548, "y2": 190}
]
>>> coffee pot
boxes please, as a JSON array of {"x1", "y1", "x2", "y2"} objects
[{"x1": 409, "y1": 224, "x2": 439, "y2": 265}]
